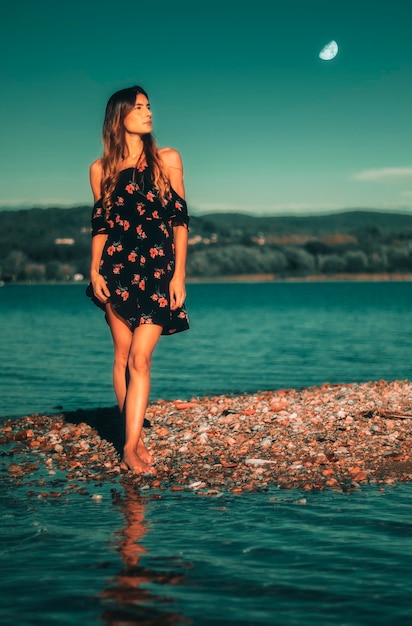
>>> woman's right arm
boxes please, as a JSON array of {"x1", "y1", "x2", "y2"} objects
[
  {"x1": 90, "y1": 235, "x2": 110, "y2": 302},
  {"x1": 89, "y1": 160, "x2": 111, "y2": 303}
]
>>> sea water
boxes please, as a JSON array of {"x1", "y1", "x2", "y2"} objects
[
  {"x1": 1, "y1": 282, "x2": 412, "y2": 625},
  {"x1": 1, "y1": 484, "x2": 412, "y2": 625},
  {"x1": 1, "y1": 281, "x2": 411, "y2": 418}
]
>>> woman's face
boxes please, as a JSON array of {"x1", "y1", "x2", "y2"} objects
[{"x1": 123, "y1": 93, "x2": 152, "y2": 135}]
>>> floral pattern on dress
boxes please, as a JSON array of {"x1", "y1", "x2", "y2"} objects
[{"x1": 87, "y1": 167, "x2": 189, "y2": 335}]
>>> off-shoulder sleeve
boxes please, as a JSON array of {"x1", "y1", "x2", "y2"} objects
[
  {"x1": 169, "y1": 190, "x2": 190, "y2": 229},
  {"x1": 91, "y1": 199, "x2": 108, "y2": 237}
]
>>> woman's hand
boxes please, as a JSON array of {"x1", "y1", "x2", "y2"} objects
[
  {"x1": 92, "y1": 273, "x2": 111, "y2": 303},
  {"x1": 169, "y1": 275, "x2": 186, "y2": 310}
]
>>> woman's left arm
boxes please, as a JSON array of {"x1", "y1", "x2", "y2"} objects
[
  {"x1": 170, "y1": 225, "x2": 188, "y2": 309},
  {"x1": 160, "y1": 148, "x2": 189, "y2": 310}
]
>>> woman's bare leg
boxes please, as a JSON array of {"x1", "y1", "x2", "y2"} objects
[
  {"x1": 122, "y1": 323, "x2": 163, "y2": 474},
  {"x1": 106, "y1": 304, "x2": 132, "y2": 411},
  {"x1": 105, "y1": 305, "x2": 156, "y2": 466}
]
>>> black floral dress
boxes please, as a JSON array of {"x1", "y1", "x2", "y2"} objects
[{"x1": 87, "y1": 166, "x2": 189, "y2": 335}]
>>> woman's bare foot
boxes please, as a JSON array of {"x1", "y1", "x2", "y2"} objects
[
  {"x1": 120, "y1": 448, "x2": 155, "y2": 475},
  {"x1": 136, "y1": 438, "x2": 154, "y2": 466}
]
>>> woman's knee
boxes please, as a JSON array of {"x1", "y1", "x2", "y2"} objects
[{"x1": 128, "y1": 351, "x2": 151, "y2": 376}]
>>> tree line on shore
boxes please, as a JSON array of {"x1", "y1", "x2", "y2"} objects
[{"x1": 1, "y1": 206, "x2": 412, "y2": 282}]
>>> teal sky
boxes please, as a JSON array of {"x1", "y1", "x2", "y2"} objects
[{"x1": 2, "y1": 0, "x2": 412, "y2": 215}]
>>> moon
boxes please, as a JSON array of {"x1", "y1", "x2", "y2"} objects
[{"x1": 319, "y1": 40, "x2": 338, "y2": 61}]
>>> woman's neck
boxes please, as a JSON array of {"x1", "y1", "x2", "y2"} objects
[{"x1": 124, "y1": 135, "x2": 144, "y2": 160}]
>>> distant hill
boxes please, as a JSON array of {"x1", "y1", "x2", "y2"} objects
[
  {"x1": 1, "y1": 205, "x2": 412, "y2": 238},
  {"x1": 1, "y1": 206, "x2": 412, "y2": 281},
  {"x1": 192, "y1": 209, "x2": 412, "y2": 237}
]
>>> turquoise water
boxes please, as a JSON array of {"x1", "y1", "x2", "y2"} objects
[
  {"x1": 0, "y1": 281, "x2": 411, "y2": 418},
  {"x1": 1, "y1": 282, "x2": 412, "y2": 625},
  {"x1": 2, "y1": 483, "x2": 412, "y2": 625}
]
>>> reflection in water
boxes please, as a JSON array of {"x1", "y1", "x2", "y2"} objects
[{"x1": 101, "y1": 484, "x2": 190, "y2": 625}]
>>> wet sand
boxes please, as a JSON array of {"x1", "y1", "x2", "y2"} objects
[{"x1": 2, "y1": 379, "x2": 412, "y2": 495}]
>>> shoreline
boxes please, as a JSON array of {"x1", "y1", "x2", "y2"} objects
[
  {"x1": 2, "y1": 379, "x2": 412, "y2": 495},
  {"x1": 2, "y1": 273, "x2": 412, "y2": 287},
  {"x1": 186, "y1": 272, "x2": 412, "y2": 283}
]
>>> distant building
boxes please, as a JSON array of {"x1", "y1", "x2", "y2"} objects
[{"x1": 55, "y1": 238, "x2": 75, "y2": 245}]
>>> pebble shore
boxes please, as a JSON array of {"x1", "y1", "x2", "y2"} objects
[{"x1": 2, "y1": 380, "x2": 412, "y2": 496}]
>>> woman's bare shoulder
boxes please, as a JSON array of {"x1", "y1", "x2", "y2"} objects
[
  {"x1": 90, "y1": 158, "x2": 103, "y2": 176},
  {"x1": 158, "y1": 148, "x2": 185, "y2": 197},
  {"x1": 158, "y1": 147, "x2": 183, "y2": 170},
  {"x1": 89, "y1": 158, "x2": 103, "y2": 200}
]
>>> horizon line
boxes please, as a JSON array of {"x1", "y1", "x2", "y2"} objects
[{"x1": 1, "y1": 204, "x2": 412, "y2": 219}]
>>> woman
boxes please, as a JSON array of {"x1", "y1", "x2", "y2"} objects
[{"x1": 87, "y1": 86, "x2": 189, "y2": 475}]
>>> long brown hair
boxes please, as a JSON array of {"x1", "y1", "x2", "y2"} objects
[{"x1": 100, "y1": 86, "x2": 170, "y2": 218}]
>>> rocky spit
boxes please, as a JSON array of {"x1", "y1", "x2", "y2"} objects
[{"x1": 1, "y1": 380, "x2": 412, "y2": 497}]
